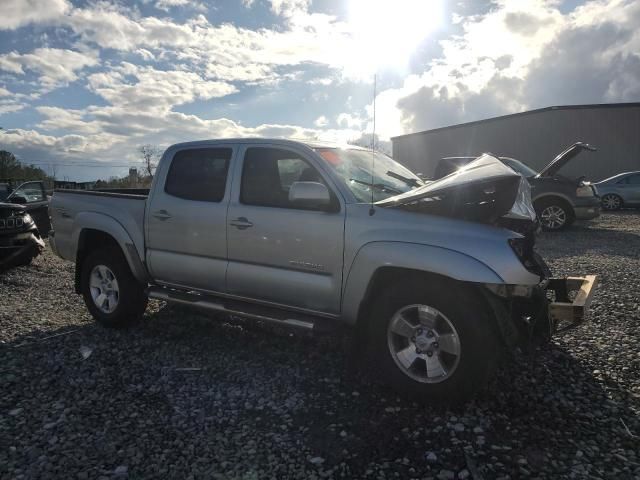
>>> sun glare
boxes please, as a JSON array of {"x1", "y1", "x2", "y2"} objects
[{"x1": 347, "y1": 0, "x2": 444, "y2": 76}]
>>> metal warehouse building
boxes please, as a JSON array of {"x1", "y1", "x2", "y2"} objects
[{"x1": 391, "y1": 103, "x2": 640, "y2": 182}]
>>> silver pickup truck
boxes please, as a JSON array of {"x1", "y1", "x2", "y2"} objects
[{"x1": 49, "y1": 139, "x2": 597, "y2": 402}]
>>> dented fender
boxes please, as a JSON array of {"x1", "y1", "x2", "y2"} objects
[{"x1": 340, "y1": 241, "x2": 504, "y2": 325}]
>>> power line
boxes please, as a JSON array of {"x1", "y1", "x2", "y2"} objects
[{"x1": 18, "y1": 162, "x2": 136, "y2": 168}]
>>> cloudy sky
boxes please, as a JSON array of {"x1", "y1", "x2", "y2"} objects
[{"x1": 0, "y1": 0, "x2": 638, "y2": 180}]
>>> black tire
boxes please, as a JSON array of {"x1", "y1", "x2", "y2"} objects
[
  {"x1": 368, "y1": 278, "x2": 499, "y2": 404},
  {"x1": 81, "y1": 247, "x2": 148, "y2": 328},
  {"x1": 535, "y1": 198, "x2": 575, "y2": 231},
  {"x1": 601, "y1": 193, "x2": 623, "y2": 211}
]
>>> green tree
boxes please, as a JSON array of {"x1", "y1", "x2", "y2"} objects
[{"x1": 0, "y1": 150, "x2": 51, "y2": 183}]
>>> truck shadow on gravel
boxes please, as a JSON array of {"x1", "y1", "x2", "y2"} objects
[{"x1": 2, "y1": 303, "x2": 638, "y2": 479}]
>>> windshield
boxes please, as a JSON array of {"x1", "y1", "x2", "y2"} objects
[
  {"x1": 500, "y1": 158, "x2": 537, "y2": 178},
  {"x1": 314, "y1": 148, "x2": 424, "y2": 202}
]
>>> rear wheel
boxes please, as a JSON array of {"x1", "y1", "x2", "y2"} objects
[
  {"x1": 81, "y1": 247, "x2": 147, "y2": 328},
  {"x1": 368, "y1": 279, "x2": 499, "y2": 404},
  {"x1": 536, "y1": 198, "x2": 574, "y2": 231},
  {"x1": 601, "y1": 193, "x2": 622, "y2": 211}
]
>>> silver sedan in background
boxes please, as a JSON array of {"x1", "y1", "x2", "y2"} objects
[{"x1": 594, "y1": 171, "x2": 640, "y2": 210}]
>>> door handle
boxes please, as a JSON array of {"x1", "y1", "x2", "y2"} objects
[
  {"x1": 229, "y1": 217, "x2": 253, "y2": 229},
  {"x1": 152, "y1": 210, "x2": 172, "y2": 221}
]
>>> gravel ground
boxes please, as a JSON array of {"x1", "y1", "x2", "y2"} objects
[{"x1": 1, "y1": 212, "x2": 639, "y2": 480}]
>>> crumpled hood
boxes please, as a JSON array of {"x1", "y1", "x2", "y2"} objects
[
  {"x1": 0, "y1": 201, "x2": 26, "y2": 217},
  {"x1": 376, "y1": 153, "x2": 532, "y2": 223}
]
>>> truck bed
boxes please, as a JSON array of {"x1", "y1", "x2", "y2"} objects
[{"x1": 49, "y1": 189, "x2": 148, "y2": 263}]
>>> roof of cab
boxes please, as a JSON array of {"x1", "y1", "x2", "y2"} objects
[{"x1": 166, "y1": 138, "x2": 368, "y2": 152}]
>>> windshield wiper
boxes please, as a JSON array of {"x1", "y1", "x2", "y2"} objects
[
  {"x1": 386, "y1": 170, "x2": 422, "y2": 188},
  {"x1": 349, "y1": 178, "x2": 403, "y2": 194}
]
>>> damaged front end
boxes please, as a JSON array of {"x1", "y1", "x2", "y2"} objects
[
  {"x1": 377, "y1": 154, "x2": 598, "y2": 347},
  {"x1": 484, "y1": 275, "x2": 598, "y2": 350},
  {"x1": 0, "y1": 202, "x2": 45, "y2": 272}
]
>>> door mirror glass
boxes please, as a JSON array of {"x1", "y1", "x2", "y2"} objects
[{"x1": 288, "y1": 181, "x2": 330, "y2": 209}]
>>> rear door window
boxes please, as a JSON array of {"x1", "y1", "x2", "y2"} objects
[{"x1": 165, "y1": 148, "x2": 232, "y2": 202}]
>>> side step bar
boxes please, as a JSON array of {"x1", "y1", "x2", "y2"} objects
[{"x1": 148, "y1": 286, "x2": 329, "y2": 332}]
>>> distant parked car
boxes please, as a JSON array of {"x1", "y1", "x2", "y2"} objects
[
  {"x1": 593, "y1": 171, "x2": 640, "y2": 210},
  {"x1": 438, "y1": 143, "x2": 600, "y2": 231}
]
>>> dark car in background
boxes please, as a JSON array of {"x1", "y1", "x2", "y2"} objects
[
  {"x1": 593, "y1": 171, "x2": 640, "y2": 210},
  {"x1": 436, "y1": 143, "x2": 600, "y2": 231},
  {"x1": 0, "y1": 201, "x2": 45, "y2": 271},
  {"x1": 0, "y1": 180, "x2": 51, "y2": 234}
]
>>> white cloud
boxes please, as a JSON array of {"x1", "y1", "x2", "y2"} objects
[
  {"x1": 314, "y1": 115, "x2": 329, "y2": 127},
  {"x1": 0, "y1": 87, "x2": 11, "y2": 97},
  {"x1": 155, "y1": 0, "x2": 206, "y2": 13},
  {"x1": 372, "y1": 0, "x2": 640, "y2": 136},
  {"x1": 0, "y1": 128, "x2": 116, "y2": 156},
  {"x1": 270, "y1": 0, "x2": 310, "y2": 18},
  {"x1": 0, "y1": 101, "x2": 25, "y2": 115},
  {"x1": 56, "y1": 4, "x2": 352, "y2": 84},
  {"x1": 156, "y1": 0, "x2": 189, "y2": 10},
  {"x1": 86, "y1": 63, "x2": 237, "y2": 113},
  {"x1": 336, "y1": 112, "x2": 363, "y2": 129},
  {"x1": 0, "y1": 48, "x2": 99, "y2": 89},
  {"x1": 0, "y1": 0, "x2": 69, "y2": 30},
  {"x1": 205, "y1": 62, "x2": 272, "y2": 83}
]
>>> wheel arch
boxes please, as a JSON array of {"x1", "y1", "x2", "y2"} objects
[
  {"x1": 533, "y1": 193, "x2": 575, "y2": 213},
  {"x1": 73, "y1": 214, "x2": 149, "y2": 292},
  {"x1": 342, "y1": 241, "x2": 504, "y2": 326}
]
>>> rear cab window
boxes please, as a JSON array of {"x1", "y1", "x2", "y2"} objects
[{"x1": 165, "y1": 148, "x2": 232, "y2": 202}]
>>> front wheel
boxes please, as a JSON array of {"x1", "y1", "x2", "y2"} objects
[
  {"x1": 81, "y1": 247, "x2": 148, "y2": 328},
  {"x1": 368, "y1": 279, "x2": 499, "y2": 404},
  {"x1": 536, "y1": 199, "x2": 575, "y2": 231}
]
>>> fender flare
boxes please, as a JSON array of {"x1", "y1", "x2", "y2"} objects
[
  {"x1": 341, "y1": 241, "x2": 503, "y2": 325},
  {"x1": 72, "y1": 212, "x2": 149, "y2": 284},
  {"x1": 532, "y1": 192, "x2": 574, "y2": 207}
]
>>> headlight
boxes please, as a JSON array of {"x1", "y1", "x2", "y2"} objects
[
  {"x1": 576, "y1": 185, "x2": 594, "y2": 197},
  {"x1": 504, "y1": 176, "x2": 537, "y2": 221},
  {"x1": 23, "y1": 213, "x2": 34, "y2": 225}
]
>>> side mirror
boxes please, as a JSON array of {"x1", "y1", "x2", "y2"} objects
[
  {"x1": 10, "y1": 195, "x2": 27, "y2": 204},
  {"x1": 288, "y1": 181, "x2": 331, "y2": 209}
]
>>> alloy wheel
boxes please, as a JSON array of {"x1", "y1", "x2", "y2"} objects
[
  {"x1": 89, "y1": 265, "x2": 120, "y2": 314},
  {"x1": 540, "y1": 205, "x2": 567, "y2": 230},
  {"x1": 387, "y1": 304, "x2": 461, "y2": 384},
  {"x1": 602, "y1": 194, "x2": 621, "y2": 211}
]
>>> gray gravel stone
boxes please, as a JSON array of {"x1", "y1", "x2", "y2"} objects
[{"x1": 1, "y1": 213, "x2": 639, "y2": 479}]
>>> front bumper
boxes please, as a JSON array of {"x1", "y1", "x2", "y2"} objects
[
  {"x1": 484, "y1": 274, "x2": 599, "y2": 348},
  {"x1": 574, "y1": 205, "x2": 600, "y2": 220},
  {"x1": 546, "y1": 275, "x2": 598, "y2": 333},
  {"x1": 573, "y1": 196, "x2": 601, "y2": 220},
  {"x1": 0, "y1": 230, "x2": 45, "y2": 270}
]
